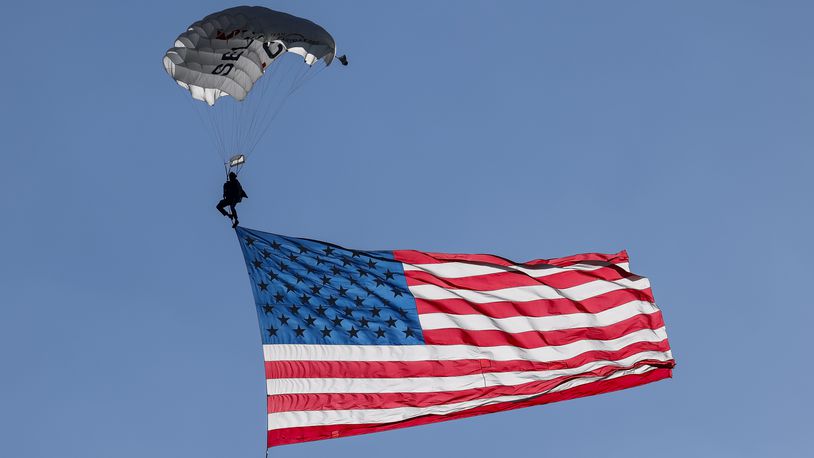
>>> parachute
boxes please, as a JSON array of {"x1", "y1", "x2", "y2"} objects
[{"x1": 163, "y1": 6, "x2": 346, "y2": 171}]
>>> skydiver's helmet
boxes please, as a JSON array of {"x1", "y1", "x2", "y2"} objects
[{"x1": 229, "y1": 172, "x2": 238, "y2": 180}]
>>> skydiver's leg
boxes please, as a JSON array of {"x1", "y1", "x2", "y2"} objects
[
  {"x1": 231, "y1": 204, "x2": 239, "y2": 228},
  {"x1": 217, "y1": 199, "x2": 232, "y2": 217}
]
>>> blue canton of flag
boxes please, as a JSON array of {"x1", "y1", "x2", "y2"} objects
[{"x1": 237, "y1": 227, "x2": 423, "y2": 345}]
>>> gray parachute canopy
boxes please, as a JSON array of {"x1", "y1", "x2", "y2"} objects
[{"x1": 164, "y1": 6, "x2": 337, "y2": 106}]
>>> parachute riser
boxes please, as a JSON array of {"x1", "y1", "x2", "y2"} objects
[{"x1": 225, "y1": 154, "x2": 246, "y2": 177}]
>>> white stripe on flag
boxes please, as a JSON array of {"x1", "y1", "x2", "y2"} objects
[
  {"x1": 407, "y1": 276, "x2": 651, "y2": 303},
  {"x1": 263, "y1": 327, "x2": 669, "y2": 362},
  {"x1": 418, "y1": 300, "x2": 659, "y2": 332},
  {"x1": 401, "y1": 261, "x2": 631, "y2": 279}
]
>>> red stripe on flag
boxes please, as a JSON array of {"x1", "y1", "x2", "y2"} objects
[
  {"x1": 413, "y1": 288, "x2": 655, "y2": 318},
  {"x1": 404, "y1": 265, "x2": 640, "y2": 291},
  {"x1": 394, "y1": 250, "x2": 629, "y2": 267}
]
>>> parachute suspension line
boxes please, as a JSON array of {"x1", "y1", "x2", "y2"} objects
[
  {"x1": 186, "y1": 93, "x2": 225, "y2": 163},
  {"x1": 196, "y1": 89, "x2": 232, "y2": 162},
  {"x1": 241, "y1": 59, "x2": 283, "y2": 158},
  {"x1": 209, "y1": 94, "x2": 229, "y2": 157},
  {"x1": 219, "y1": 98, "x2": 229, "y2": 157},
  {"x1": 244, "y1": 56, "x2": 305, "y2": 157},
  {"x1": 235, "y1": 54, "x2": 290, "y2": 159},
  {"x1": 241, "y1": 72, "x2": 267, "y2": 154},
  {"x1": 254, "y1": 58, "x2": 289, "y2": 134},
  {"x1": 237, "y1": 76, "x2": 252, "y2": 155},
  {"x1": 213, "y1": 102, "x2": 229, "y2": 159},
  {"x1": 231, "y1": 77, "x2": 242, "y2": 156},
  {"x1": 244, "y1": 56, "x2": 324, "y2": 156},
  {"x1": 290, "y1": 60, "x2": 328, "y2": 95},
  {"x1": 230, "y1": 90, "x2": 239, "y2": 155},
  {"x1": 286, "y1": 64, "x2": 314, "y2": 96}
]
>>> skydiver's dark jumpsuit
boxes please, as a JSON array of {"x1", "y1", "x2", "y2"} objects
[{"x1": 217, "y1": 174, "x2": 248, "y2": 227}]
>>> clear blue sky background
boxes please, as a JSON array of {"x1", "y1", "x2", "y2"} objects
[{"x1": 2, "y1": 1, "x2": 812, "y2": 457}]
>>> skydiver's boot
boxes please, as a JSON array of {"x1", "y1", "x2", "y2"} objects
[{"x1": 232, "y1": 218, "x2": 239, "y2": 229}]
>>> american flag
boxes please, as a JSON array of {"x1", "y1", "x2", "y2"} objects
[{"x1": 236, "y1": 227, "x2": 675, "y2": 448}]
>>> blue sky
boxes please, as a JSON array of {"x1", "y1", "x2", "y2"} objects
[{"x1": 2, "y1": 1, "x2": 812, "y2": 457}]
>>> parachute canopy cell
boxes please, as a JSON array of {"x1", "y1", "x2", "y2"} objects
[{"x1": 163, "y1": 6, "x2": 337, "y2": 106}]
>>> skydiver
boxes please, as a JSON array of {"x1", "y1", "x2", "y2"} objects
[{"x1": 217, "y1": 172, "x2": 248, "y2": 228}]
